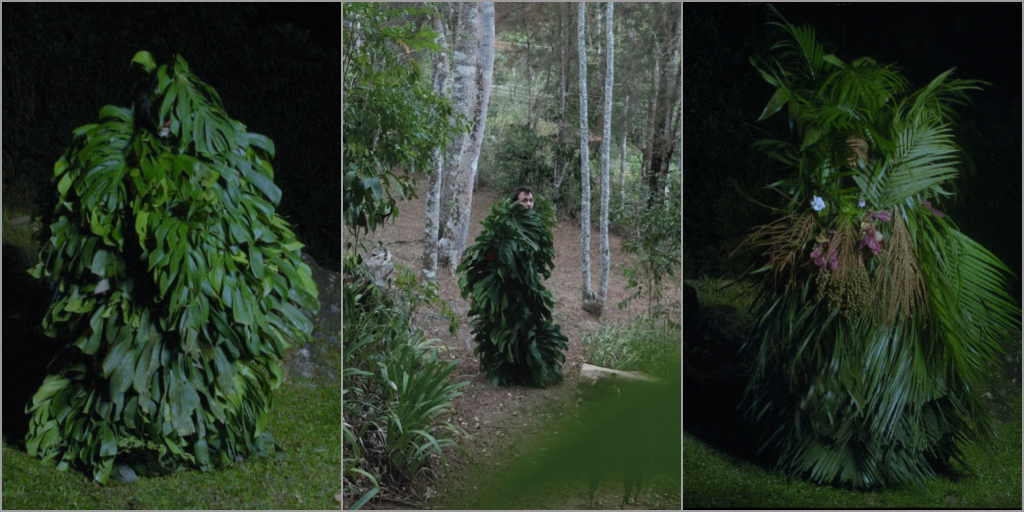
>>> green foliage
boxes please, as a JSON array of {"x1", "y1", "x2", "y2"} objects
[
  {"x1": 343, "y1": 2, "x2": 466, "y2": 239},
  {"x1": 457, "y1": 199, "x2": 568, "y2": 387},
  {"x1": 342, "y1": 252, "x2": 465, "y2": 497},
  {"x1": 582, "y1": 319, "x2": 682, "y2": 378},
  {"x1": 485, "y1": 123, "x2": 555, "y2": 193},
  {"x1": 616, "y1": 169, "x2": 681, "y2": 325},
  {"x1": 740, "y1": 8, "x2": 1020, "y2": 489},
  {"x1": 24, "y1": 51, "x2": 319, "y2": 483}
]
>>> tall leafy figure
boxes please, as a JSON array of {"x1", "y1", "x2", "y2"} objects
[
  {"x1": 739, "y1": 7, "x2": 1019, "y2": 488},
  {"x1": 25, "y1": 51, "x2": 319, "y2": 483},
  {"x1": 458, "y1": 199, "x2": 568, "y2": 387}
]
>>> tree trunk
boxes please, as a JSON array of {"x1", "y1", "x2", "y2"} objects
[
  {"x1": 525, "y1": 29, "x2": 533, "y2": 131},
  {"x1": 553, "y1": 3, "x2": 569, "y2": 220},
  {"x1": 578, "y1": 2, "x2": 597, "y2": 310},
  {"x1": 447, "y1": 2, "x2": 495, "y2": 267},
  {"x1": 422, "y1": 7, "x2": 451, "y2": 281},
  {"x1": 643, "y1": 3, "x2": 662, "y2": 196},
  {"x1": 619, "y1": 93, "x2": 629, "y2": 200},
  {"x1": 657, "y1": 12, "x2": 681, "y2": 185},
  {"x1": 438, "y1": 2, "x2": 478, "y2": 270},
  {"x1": 598, "y1": 1, "x2": 614, "y2": 305}
]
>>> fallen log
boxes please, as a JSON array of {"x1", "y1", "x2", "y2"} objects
[
  {"x1": 576, "y1": 363, "x2": 659, "y2": 405},
  {"x1": 579, "y1": 363, "x2": 659, "y2": 385}
]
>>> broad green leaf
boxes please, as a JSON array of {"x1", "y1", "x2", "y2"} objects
[
  {"x1": 246, "y1": 133, "x2": 275, "y2": 158},
  {"x1": 131, "y1": 50, "x2": 157, "y2": 73},
  {"x1": 757, "y1": 87, "x2": 792, "y2": 122}
]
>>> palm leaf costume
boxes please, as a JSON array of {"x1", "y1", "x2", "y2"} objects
[
  {"x1": 458, "y1": 199, "x2": 568, "y2": 387},
  {"x1": 25, "y1": 52, "x2": 318, "y2": 483},
  {"x1": 740, "y1": 6, "x2": 1020, "y2": 488}
]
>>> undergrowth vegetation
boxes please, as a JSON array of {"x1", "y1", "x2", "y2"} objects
[
  {"x1": 342, "y1": 255, "x2": 465, "y2": 508},
  {"x1": 342, "y1": 4, "x2": 471, "y2": 508},
  {"x1": 583, "y1": 319, "x2": 681, "y2": 378}
]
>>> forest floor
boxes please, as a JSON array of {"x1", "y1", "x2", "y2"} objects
[{"x1": 353, "y1": 178, "x2": 681, "y2": 510}]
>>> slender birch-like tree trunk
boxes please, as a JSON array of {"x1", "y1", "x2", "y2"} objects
[
  {"x1": 438, "y1": 2, "x2": 478, "y2": 270},
  {"x1": 552, "y1": 3, "x2": 569, "y2": 221},
  {"x1": 422, "y1": 6, "x2": 451, "y2": 281},
  {"x1": 449, "y1": 2, "x2": 495, "y2": 261},
  {"x1": 658, "y1": 13, "x2": 681, "y2": 183},
  {"x1": 619, "y1": 93, "x2": 629, "y2": 200},
  {"x1": 578, "y1": 2, "x2": 596, "y2": 309},
  {"x1": 598, "y1": 1, "x2": 614, "y2": 305},
  {"x1": 643, "y1": 3, "x2": 662, "y2": 195}
]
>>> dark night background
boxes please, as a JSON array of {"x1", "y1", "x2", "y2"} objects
[
  {"x1": 2, "y1": 2, "x2": 341, "y2": 270},
  {"x1": 683, "y1": 3, "x2": 1022, "y2": 303}
]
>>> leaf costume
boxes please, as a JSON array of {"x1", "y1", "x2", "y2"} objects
[
  {"x1": 458, "y1": 199, "x2": 568, "y2": 387},
  {"x1": 25, "y1": 51, "x2": 319, "y2": 483},
  {"x1": 739, "y1": 8, "x2": 1020, "y2": 488}
]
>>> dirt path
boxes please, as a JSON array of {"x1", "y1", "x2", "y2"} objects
[{"x1": 354, "y1": 178, "x2": 680, "y2": 509}]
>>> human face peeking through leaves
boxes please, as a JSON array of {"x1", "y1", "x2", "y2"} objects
[{"x1": 517, "y1": 191, "x2": 534, "y2": 210}]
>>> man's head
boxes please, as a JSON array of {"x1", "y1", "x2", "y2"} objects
[{"x1": 511, "y1": 185, "x2": 534, "y2": 210}]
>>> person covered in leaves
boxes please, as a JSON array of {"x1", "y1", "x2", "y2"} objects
[
  {"x1": 457, "y1": 186, "x2": 567, "y2": 387},
  {"x1": 24, "y1": 51, "x2": 319, "y2": 484}
]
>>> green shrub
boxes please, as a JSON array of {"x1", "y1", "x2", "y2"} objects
[
  {"x1": 457, "y1": 198, "x2": 568, "y2": 387},
  {"x1": 343, "y1": 2, "x2": 464, "y2": 242},
  {"x1": 342, "y1": 252, "x2": 465, "y2": 492},
  {"x1": 485, "y1": 123, "x2": 554, "y2": 192},
  {"x1": 24, "y1": 51, "x2": 319, "y2": 483},
  {"x1": 583, "y1": 319, "x2": 682, "y2": 378},
  {"x1": 616, "y1": 169, "x2": 681, "y2": 325}
]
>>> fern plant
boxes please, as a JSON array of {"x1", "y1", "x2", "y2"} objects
[
  {"x1": 738, "y1": 7, "x2": 1020, "y2": 489},
  {"x1": 457, "y1": 198, "x2": 568, "y2": 387},
  {"x1": 25, "y1": 51, "x2": 319, "y2": 483}
]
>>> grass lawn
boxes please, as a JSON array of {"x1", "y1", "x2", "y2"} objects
[
  {"x1": 683, "y1": 395, "x2": 1022, "y2": 509},
  {"x1": 2, "y1": 381, "x2": 341, "y2": 510}
]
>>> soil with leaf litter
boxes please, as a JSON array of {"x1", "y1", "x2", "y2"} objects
[{"x1": 350, "y1": 178, "x2": 681, "y2": 510}]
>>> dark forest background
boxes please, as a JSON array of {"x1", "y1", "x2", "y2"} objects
[
  {"x1": 683, "y1": 3, "x2": 1022, "y2": 302},
  {"x1": 2, "y1": 3, "x2": 341, "y2": 270}
]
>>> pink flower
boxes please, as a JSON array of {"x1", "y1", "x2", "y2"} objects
[
  {"x1": 858, "y1": 225, "x2": 885, "y2": 255},
  {"x1": 810, "y1": 239, "x2": 839, "y2": 270},
  {"x1": 921, "y1": 199, "x2": 945, "y2": 218},
  {"x1": 867, "y1": 210, "x2": 892, "y2": 222}
]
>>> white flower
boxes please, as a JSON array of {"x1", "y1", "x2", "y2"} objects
[
  {"x1": 159, "y1": 126, "x2": 170, "y2": 137},
  {"x1": 811, "y1": 195, "x2": 826, "y2": 211},
  {"x1": 858, "y1": 198, "x2": 866, "y2": 208}
]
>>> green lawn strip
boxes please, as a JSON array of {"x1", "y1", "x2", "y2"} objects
[
  {"x1": 684, "y1": 394, "x2": 1022, "y2": 509},
  {"x1": 2, "y1": 381, "x2": 340, "y2": 510}
]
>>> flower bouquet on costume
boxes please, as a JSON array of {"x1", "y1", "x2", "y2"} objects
[
  {"x1": 736, "y1": 6, "x2": 1019, "y2": 489},
  {"x1": 457, "y1": 198, "x2": 568, "y2": 387},
  {"x1": 25, "y1": 51, "x2": 319, "y2": 483}
]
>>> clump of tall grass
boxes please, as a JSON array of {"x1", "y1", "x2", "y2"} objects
[{"x1": 582, "y1": 318, "x2": 681, "y2": 377}]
